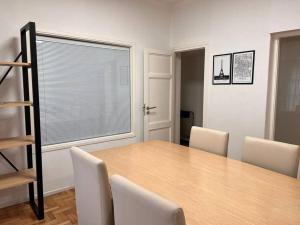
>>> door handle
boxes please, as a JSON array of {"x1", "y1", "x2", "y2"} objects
[
  {"x1": 143, "y1": 105, "x2": 157, "y2": 115},
  {"x1": 146, "y1": 106, "x2": 157, "y2": 110},
  {"x1": 146, "y1": 106, "x2": 157, "y2": 114}
]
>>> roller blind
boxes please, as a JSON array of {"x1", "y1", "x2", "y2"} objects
[{"x1": 36, "y1": 36, "x2": 131, "y2": 146}]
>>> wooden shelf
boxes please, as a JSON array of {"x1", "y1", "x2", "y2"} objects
[
  {"x1": 0, "y1": 61, "x2": 31, "y2": 67},
  {"x1": 0, "y1": 136, "x2": 34, "y2": 151},
  {"x1": 0, "y1": 101, "x2": 33, "y2": 109},
  {"x1": 0, "y1": 168, "x2": 36, "y2": 191}
]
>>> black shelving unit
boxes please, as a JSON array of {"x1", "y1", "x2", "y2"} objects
[{"x1": 0, "y1": 21, "x2": 44, "y2": 220}]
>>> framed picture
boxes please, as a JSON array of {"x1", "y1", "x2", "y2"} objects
[
  {"x1": 232, "y1": 50, "x2": 255, "y2": 84},
  {"x1": 213, "y1": 53, "x2": 232, "y2": 85}
]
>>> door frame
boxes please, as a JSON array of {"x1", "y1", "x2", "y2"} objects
[
  {"x1": 265, "y1": 29, "x2": 300, "y2": 139},
  {"x1": 173, "y1": 42, "x2": 208, "y2": 144}
]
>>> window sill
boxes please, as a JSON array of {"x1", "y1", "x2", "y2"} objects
[{"x1": 41, "y1": 132, "x2": 136, "y2": 153}]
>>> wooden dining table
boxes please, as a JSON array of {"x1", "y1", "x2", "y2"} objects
[{"x1": 91, "y1": 140, "x2": 300, "y2": 225}]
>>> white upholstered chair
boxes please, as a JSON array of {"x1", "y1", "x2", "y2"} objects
[
  {"x1": 70, "y1": 147, "x2": 114, "y2": 225},
  {"x1": 189, "y1": 126, "x2": 229, "y2": 156},
  {"x1": 110, "y1": 175, "x2": 186, "y2": 225},
  {"x1": 242, "y1": 136, "x2": 300, "y2": 178}
]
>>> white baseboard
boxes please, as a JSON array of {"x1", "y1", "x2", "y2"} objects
[
  {"x1": 0, "y1": 185, "x2": 74, "y2": 209},
  {"x1": 44, "y1": 185, "x2": 74, "y2": 197},
  {"x1": 0, "y1": 196, "x2": 28, "y2": 209}
]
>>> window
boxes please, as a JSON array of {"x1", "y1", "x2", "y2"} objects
[{"x1": 36, "y1": 35, "x2": 132, "y2": 147}]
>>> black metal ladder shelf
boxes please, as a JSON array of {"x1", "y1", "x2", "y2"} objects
[{"x1": 0, "y1": 22, "x2": 44, "y2": 220}]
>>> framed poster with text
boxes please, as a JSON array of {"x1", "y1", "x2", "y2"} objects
[{"x1": 232, "y1": 50, "x2": 255, "y2": 84}]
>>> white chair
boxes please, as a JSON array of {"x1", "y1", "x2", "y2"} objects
[
  {"x1": 70, "y1": 147, "x2": 114, "y2": 225},
  {"x1": 242, "y1": 136, "x2": 300, "y2": 178},
  {"x1": 189, "y1": 126, "x2": 229, "y2": 156},
  {"x1": 110, "y1": 175, "x2": 186, "y2": 225}
]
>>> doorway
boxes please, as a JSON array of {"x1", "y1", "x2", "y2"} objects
[
  {"x1": 175, "y1": 49, "x2": 205, "y2": 146},
  {"x1": 267, "y1": 31, "x2": 300, "y2": 146}
]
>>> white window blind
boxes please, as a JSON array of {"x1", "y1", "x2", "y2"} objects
[{"x1": 36, "y1": 36, "x2": 131, "y2": 146}]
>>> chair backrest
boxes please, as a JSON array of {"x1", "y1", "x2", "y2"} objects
[
  {"x1": 189, "y1": 126, "x2": 229, "y2": 156},
  {"x1": 242, "y1": 136, "x2": 300, "y2": 178},
  {"x1": 70, "y1": 147, "x2": 114, "y2": 225},
  {"x1": 110, "y1": 175, "x2": 186, "y2": 225}
]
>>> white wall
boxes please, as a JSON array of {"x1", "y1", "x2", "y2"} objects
[
  {"x1": 170, "y1": 0, "x2": 300, "y2": 160},
  {"x1": 0, "y1": 0, "x2": 171, "y2": 207}
]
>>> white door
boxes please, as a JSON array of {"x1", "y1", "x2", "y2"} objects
[{"x1": 144, "y1": 49, "x2": 174, "y2": 142}]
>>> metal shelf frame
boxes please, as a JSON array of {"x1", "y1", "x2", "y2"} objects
[{"x1": 20, "y1": 21, "x2": 44, "y2": 220}]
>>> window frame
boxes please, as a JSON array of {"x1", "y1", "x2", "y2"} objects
[{"x1": 35, "y1": 31, "x2": 136, "y2": 152}]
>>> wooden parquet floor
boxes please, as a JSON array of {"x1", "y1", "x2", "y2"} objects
[{"x1": 0, "y1": 189, "x2": 77, "y2": 225}]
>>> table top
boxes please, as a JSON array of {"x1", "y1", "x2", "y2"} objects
[{"x1": 91, "y1": 140, "x2": 300, "y2": 225}]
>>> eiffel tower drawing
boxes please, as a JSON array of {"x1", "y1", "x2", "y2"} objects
[{"x1": 219, "y1": 59, "x2": 224, "y2": 77}]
